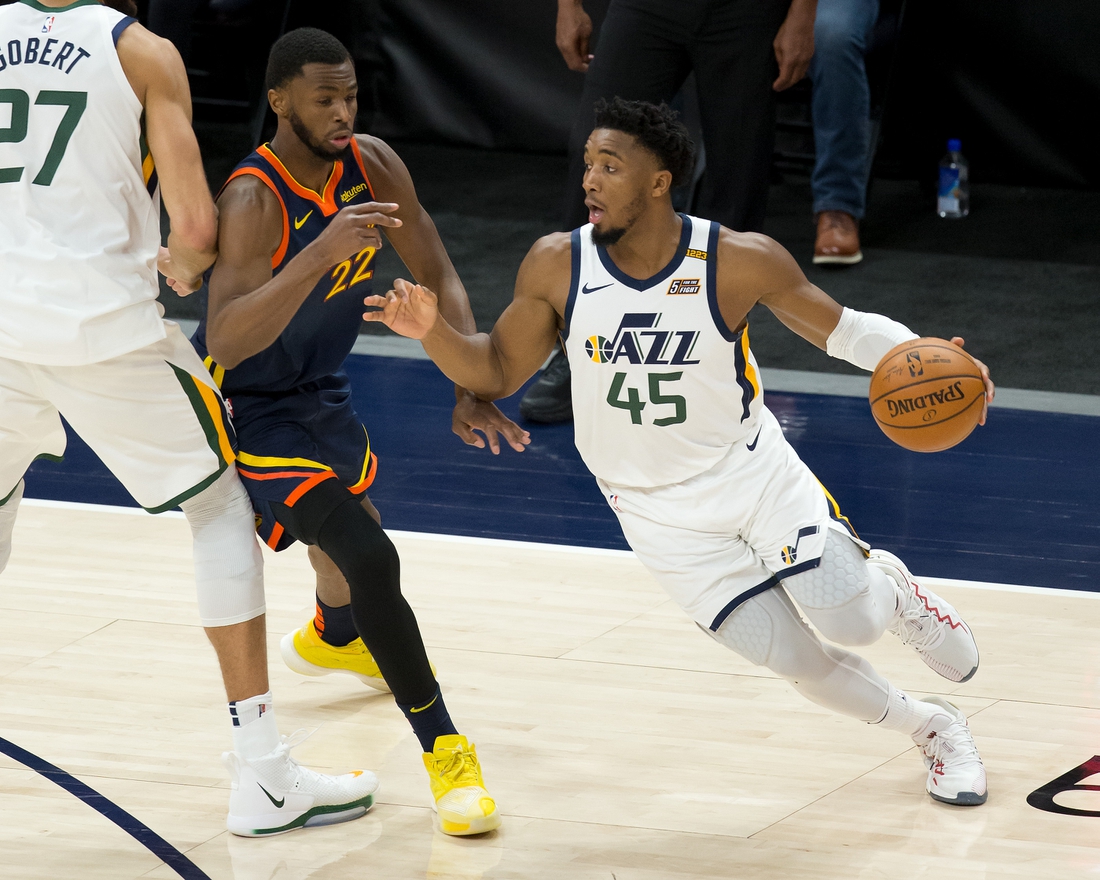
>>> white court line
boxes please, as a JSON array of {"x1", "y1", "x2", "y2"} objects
[{"x1": 21, "y1": 497, "x2": 1099, "y2": 599}]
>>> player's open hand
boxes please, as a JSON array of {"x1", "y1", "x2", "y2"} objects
[
  {"x1": 453, "y1": 391, "x2": 531, "y2": 454},
  {"x1": 317, "y1": 202, "x2": 402, "y2": 265},
  {"x1": 363, "y1": 277, "x2": 439, "y2": 339},
  {"x1": 951, "y1": 336, "x2": 995, "y2": 425},
  {"x1": 157, "y1": 246, "x2": 203, "y2": 295}
]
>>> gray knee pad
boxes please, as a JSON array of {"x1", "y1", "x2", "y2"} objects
[
  {"x1": 783, "y1": 530, "x2": 893, "y2": 646},
  {"x1": 180, "y1": 468, "x2": 265, "y2": 627},
  {"x1": 708, "y1": 596, "x2": 775, "y2": 666},
  {"x1": 783, "y1": 530, "x2": 870, "y2": 610},
  {"x1": 712, "y1": 587, "x2": 891, "y2": 722},
  {"x1": 711, "y1": 588, "x2": 836, "y2": 682}
]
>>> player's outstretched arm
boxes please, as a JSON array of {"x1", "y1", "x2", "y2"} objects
[
  {"x1": 116, "y1": 24, "x2": 215, "y2": 293},
  {"x1": 734, "y1": 233, "x2": 995, "y2": 422},
  {"x1": 365, "y1": 234, "x2": 568, "y2": 399},
  {"x1": 354, "y1": 135, "x2": 528, "y2": 453}
]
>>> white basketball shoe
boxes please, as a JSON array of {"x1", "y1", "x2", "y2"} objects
[
  {"x1": 870, "y1": 549, "x2": 979, "y2": 682},
  {"x1": 224, "y1": 730, "x2": 379, "y2": 836},
  {"x1": 917, "y1": 696, "x2": 988, "y2": 805}
]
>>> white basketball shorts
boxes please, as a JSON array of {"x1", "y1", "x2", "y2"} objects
[
  {"x1": 596, "y1": 405, "x2": 866, "y2": 632},
  {"x1": 0, "y1": 322, "x2": 235, "y2": 512}
]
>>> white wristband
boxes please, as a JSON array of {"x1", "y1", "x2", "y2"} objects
[{"x1": 825, "y1": 307, "x2": 919, "y2": 372}]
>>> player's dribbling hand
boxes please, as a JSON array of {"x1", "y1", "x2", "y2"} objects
[
  {"x1": 453, "y1": 392, "x2": 531, "y2": 455},
  {"x1": 316, "y1": 202, "x2": 402, "y2": 264},
  {"x1": 363, "y1": 277, "x2": 439, "y2": 339},
  {"x1": 951, "y1": 336, "x2": 995, "y2": 425},
  {"x1": 157, "y1": 246, "x2": 203, "y2": 295}
]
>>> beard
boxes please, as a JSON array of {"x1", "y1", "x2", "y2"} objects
[
  {"x1": 591, "y1": 225, "x2": 627, "y2": 247},
  {"x1": 288, "y1": 110, "x2": 346, "y2": 161},
  {"x1": 102, "y1": 0, "x2": 139, "y2": 15},
  {"x1": 590, "y1": 193, "x2": 645, "y2": 247}
]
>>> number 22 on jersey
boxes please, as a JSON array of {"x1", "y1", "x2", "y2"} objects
[{"x1": 326, "y1": 246, "x2": 376, "y2": 301}]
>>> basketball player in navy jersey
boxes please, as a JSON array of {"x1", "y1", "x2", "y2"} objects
[
  {"x1": 365, "y1": 98, "x2": 998, "y2": 808},
  {"x1": 190, "y1": 29, "x2": 514, "y2": 835}
]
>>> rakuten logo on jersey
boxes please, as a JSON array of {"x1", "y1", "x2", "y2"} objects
[{"x1": 584, "y1": 313, "x2": 700, "y2": 365}]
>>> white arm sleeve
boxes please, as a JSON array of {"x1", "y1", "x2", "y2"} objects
[{"x1": 825, "y1": 307, "x2": 919, "y2": 372}]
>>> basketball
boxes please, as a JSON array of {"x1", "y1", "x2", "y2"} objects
[{"x1": 869, "y1": 338, "x2": 985, "y2": 452}]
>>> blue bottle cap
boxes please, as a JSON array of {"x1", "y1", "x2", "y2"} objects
[{"x1": 947, "y1": 138, "x2": 962, "y2": 152}]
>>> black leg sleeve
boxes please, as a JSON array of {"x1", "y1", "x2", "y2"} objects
[{"x1": 272, "y1": 483, "x2": 437, "y2": 705}]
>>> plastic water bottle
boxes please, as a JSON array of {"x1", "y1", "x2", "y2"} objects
[{"x1": 937, "y1": 139, "x2": 969, "y2": 218}]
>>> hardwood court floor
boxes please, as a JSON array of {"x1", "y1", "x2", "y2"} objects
[{"x1": 1, "y1": 501, "x2": 1099, "y2": 879}]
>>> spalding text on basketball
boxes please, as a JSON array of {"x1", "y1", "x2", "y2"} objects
[{"x1": 884, "y1": 381, "x2": 966, "y2": 418}]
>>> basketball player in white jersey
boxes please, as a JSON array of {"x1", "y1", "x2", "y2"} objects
[
  {"x1": 364, "y1": 98, "x2": 996, "y2": 807},
  {"x1": 0, "y1": 0, "x2": 379, "y2": 836}
]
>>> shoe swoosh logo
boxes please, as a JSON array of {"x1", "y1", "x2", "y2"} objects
[
  {"x1": 581, "y1": 282, "x2": 613, "y2": 295},
  {"x1": 257, "y1": 783, "x2": 285, "y2": 808},
  {"x1": 294, "y1": 210, "x2": 313, "y2": 230},
  {"x1": 746, "y1": 429, "x2": 762, "y2": 452}
]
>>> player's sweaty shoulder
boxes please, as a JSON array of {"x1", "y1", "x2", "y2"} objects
[{"x1": 114, "y1": 22, "x2": 184, "y2": 107}]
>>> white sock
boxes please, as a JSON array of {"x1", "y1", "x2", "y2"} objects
[
  {"x1": 874, "y1": 687, "x2": 953, "y2": 741},
  {"x1": 229, "y1": 691, "x2": 280, "y2": 759},
  {"x1": 0, "y1": 479, "x2": 24, "y2": 574}
]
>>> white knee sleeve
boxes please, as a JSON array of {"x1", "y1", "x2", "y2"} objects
[
  {"x1": 712, "y1": 588, "x2": 890, "y2": 723},
  {"x1": 0, "y1": 479, "x2": 24, "y2": 574},
  {"x1": 783, "y1": 530, "x2": 896, "y2": 646},
  {"x1": 180, "y1": 468, "x2": 265, "y2": 627}
]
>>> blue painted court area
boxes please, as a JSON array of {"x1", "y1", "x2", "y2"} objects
[{"x1": 23, "y1": 353, "x2": 1100, "y2": 593}]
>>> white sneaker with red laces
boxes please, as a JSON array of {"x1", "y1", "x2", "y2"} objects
[
  {"x1": 918, "y1": 696, "x2": 988, "y2": 806},
  {"x1": 871, "y1": 549, "x2": 980, "y2": 682}
]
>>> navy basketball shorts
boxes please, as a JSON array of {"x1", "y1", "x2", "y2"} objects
[{"x1": 228, "y1": 374, "x2": 377, "y2": 551}]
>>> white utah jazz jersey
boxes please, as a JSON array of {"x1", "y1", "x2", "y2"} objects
[
  {"x1": 0, "y1": 0, "x2": 166, "y2": 365},
  {"x1": 565, "y1": 215, "x2": 764, "y2": 488}
]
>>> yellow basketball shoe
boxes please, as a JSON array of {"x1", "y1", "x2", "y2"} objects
[
  {"x1": 280, "y1": 621, "x2": 391, "y2": 692},
  {"x1": 423, "y1": 735, "x2": 501, "y2": 836}
]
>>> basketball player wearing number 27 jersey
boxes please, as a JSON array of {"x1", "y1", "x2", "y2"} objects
[
  {"x1": 368, "y1": 98, "x2": 996, "y2": 810},
  {"x1": 0, "y1": 1, "x2": 385, "y2": 839}
]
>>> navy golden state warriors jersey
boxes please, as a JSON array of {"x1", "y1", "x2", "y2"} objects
[{"x1": 192, "y1": 140, "x2": 378, "y2": 394}]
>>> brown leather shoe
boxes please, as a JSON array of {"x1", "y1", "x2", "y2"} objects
[{"x1": 813, "y1": 210, "x2": 863, "y2": 265}]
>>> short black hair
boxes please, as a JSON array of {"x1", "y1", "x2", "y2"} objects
[
  {"x1": 592, "y1": 98, "x2": 696, "y2": 187},
  {"x1": 265, "y1": 28, "x2": 351, "y2": 91}
]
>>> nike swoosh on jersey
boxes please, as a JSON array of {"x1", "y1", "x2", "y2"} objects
[
  {"x1": 746, "y1": 429, "x2": 762, "y2": 452},
  {"x1": 257, "y1": 784, "x2": 285, "y2": 808},
  {"x1": 294, "y1": 210, "x2": 314, "y2": 230},
  {"x1": 581, "y1": 282, "x2": 613, "y2": 294}
]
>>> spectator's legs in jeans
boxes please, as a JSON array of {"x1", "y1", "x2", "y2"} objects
[
  {"x1": 809, "y1": 0, "x2": 879, "y2": 220},
  {"x1": 689, "y1": 0, "x2": 789, "y2": 233}
]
